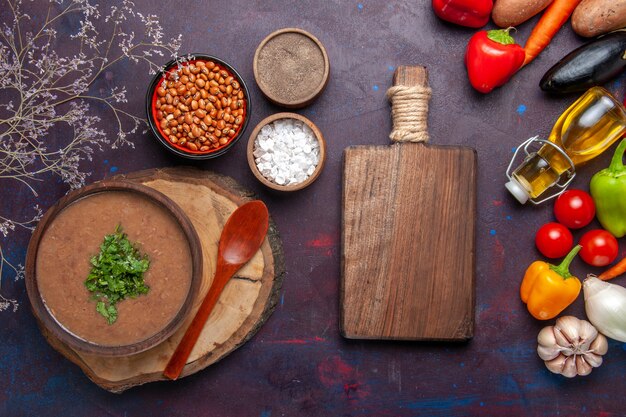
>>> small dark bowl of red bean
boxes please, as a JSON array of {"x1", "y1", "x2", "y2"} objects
[{"x1": 146, "y1": 54, "x2": 250, "y2": 159}]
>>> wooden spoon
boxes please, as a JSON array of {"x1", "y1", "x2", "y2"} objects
[{"x1": 164, "y1": 200, "x2": 269, "y2": 380}]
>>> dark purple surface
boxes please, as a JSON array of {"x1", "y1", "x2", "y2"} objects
[{"x1": 2, "y1": 1, "x2": 626, "y2": 416}]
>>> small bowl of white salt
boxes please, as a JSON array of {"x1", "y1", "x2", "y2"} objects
[{"x1": 247, "y1": 112, "x2": 326, "y2": 191}]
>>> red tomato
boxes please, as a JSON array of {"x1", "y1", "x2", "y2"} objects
[
  {"x1": 579, "y1": 229, "x2": 618, "y2": 267},
  {"x1": 553, "y1": 189, "x2": 595, "y2": 229},
  {"x1": 535, "y1": 222, "x2": 574, "y2": 259}
]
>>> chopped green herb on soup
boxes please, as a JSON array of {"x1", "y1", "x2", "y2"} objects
[{"x1": 85, "y1": 225, "x2": 150, "y2": 324}]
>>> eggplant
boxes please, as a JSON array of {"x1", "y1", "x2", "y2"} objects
[{"x1": 540, "y1": 31, "x2": 626, "y2": 94}]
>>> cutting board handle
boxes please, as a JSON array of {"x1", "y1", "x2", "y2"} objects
[{"x1": 387, "y1": 66, "x2": 432, "y2": 144}]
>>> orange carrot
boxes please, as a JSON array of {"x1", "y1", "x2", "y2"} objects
[
  {"x1": 598, "y1": 256, "x2": 626, "y2": 281},
  {"x1": 523, "y1": 0, "x2": 582, "y2": 66}
]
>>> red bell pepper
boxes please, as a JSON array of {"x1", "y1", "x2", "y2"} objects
[
  {"x1": 432, "y1": 0, "x2": 493, "y2": 28},
  {"x1": 465, "y1": 29, "x2": 525, "y2": 94}
]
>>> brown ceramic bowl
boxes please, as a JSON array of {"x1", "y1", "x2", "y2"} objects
[
  {"x1": 253, "y1": 28, "x2": 330, "y2": 108},
  {"x1": 25, "y1": 180, "x2": 202, "y2": 357},
  {"x1": 247, "y1": 112, "x2": 326, "y2": 192}
]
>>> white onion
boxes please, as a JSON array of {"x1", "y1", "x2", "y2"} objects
[{"x1": 583, "y1": 276, "x2": 626, "y2": 342}]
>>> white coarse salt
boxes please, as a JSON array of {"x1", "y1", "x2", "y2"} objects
[{"x1": 253, "y1": 118, "x2": 320, "y2": 186}]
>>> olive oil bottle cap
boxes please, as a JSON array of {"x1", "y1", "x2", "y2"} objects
[{"x1": 505, "y1": 178, "x2": 530, "y2": 204}]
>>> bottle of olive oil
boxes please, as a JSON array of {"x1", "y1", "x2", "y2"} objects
[{"x1": 506, "y1": 87, "x2": 626, "y2": 204}]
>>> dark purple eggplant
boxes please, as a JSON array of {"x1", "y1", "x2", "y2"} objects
[{"x1": 540, "y1": 31, "x2": 626, "y2": 94}]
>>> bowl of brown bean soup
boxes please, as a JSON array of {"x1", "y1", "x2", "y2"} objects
[
  {"x1": 25, "y1": 181, "x2": 203, "y2": 357},
  {"x1": 147, "y1": 55, "x2": 250, "y2": 159}
]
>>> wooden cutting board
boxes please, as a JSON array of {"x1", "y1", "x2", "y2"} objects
[
  {"x1": 37, "y1": 168, "x2": 284, "y2": 392},
  {"x1": 341, "y1": 66, "x2": 476, "y2": 341}
]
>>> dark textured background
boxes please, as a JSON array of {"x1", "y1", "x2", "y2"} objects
[{"x1": 2, "y1": 1, "x2": 626, "y2": 416}]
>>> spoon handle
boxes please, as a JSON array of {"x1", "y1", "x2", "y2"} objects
[{"x1": 163, "y1": 264, "x2": 238, "y2": 380}]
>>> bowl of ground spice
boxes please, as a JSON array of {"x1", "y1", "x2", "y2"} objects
[
  {"x1": 146, "y1": 54, "x2": 250, "y2": 159},
  {"x1": 253, "y1": 28, "x2": 330, "y2": 108},
  {"x1": 247, "y1": 113, "x2": 326, "y2": 192}
]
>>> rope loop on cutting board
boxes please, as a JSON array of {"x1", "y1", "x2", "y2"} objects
[{"x1": 386, "y1": 85, "x2": 431, "y2": 143}]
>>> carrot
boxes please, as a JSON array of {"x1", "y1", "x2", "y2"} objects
[
  {"x1": 523, "y1": 0, "x2": 583, "y2": 66},
  {"x1": 598, "y1": 256, "x2": 626, "y2": 281}
]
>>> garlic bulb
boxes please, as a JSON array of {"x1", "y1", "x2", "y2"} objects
[
  {"x1": 537, "y1": 316, "x2": 608, "y2": 378},
  {"x1": 584, "y1": 276, "x2": 626, "y2": 342}
]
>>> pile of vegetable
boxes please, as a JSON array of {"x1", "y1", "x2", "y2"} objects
[
  {"x1": 434, "y1": 0, "x2": 626, "y2": 379},
  {"x1": 433, "y1": 0, "x2": 626, "y2": 93},
  {"x1": 517, "y1": 139, "x2": 626, "y2": 377}
]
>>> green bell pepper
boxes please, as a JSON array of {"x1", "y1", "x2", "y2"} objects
[{"x1": 590, "y1": 138, "x2": 626, "y2": 237}]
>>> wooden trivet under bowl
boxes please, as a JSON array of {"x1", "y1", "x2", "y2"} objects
[{"x1": 37, "y1": 168, "x2": 284, "y2": 392}]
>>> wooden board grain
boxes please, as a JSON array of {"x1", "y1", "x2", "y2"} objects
[
  {"x1": 341, "y1": 66, "x2": 476, "y2": 341},
  {"x1": 37, "y1": 168, "x2": 284, "y2": 392}
]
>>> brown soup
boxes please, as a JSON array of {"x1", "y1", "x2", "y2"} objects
[{"x1": 36, "y1": 191, "x2": 192, "y2": 346}]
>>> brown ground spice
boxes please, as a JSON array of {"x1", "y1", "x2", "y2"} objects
[{"x1": 257, "y1": 32, "x2": 325, "y2": 103}]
